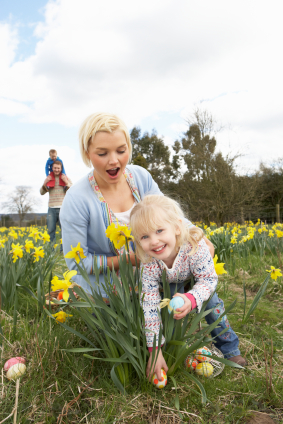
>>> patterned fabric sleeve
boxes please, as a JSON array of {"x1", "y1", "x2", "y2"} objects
[
  {"x1": 186, "y1": 239, "x2": 218, "y2": 312},
  {"x1": 140, "y1": 261, "x2": 165, "y2": 348}
]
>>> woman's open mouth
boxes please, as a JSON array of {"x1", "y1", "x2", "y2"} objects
[{"x1": 106, "y1": 167, "x2": 120, "y2": 178}]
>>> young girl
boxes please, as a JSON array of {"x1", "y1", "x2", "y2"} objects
[{"x1": 130, "y1": 195, "x2": 246, "y2": 381}]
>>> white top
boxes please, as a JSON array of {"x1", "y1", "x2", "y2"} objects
[{"x1": 114, "y1": 202, "x2": 136, "y2": 225}]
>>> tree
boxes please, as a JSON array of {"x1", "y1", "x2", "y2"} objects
[
  {"x1": 130, "y1": 127, "x2": 176, "y2": 190},
  {"x1": 168, "y1": 110, "x2": 260, "y2": 224},
  {"x1": 3, "y1": 186, "x2": 40, "y2": 227}
]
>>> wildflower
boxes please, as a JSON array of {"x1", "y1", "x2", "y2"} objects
[
  {"x1": 268, "y1": 231, "x2": 274, "y2": 238},
  {"x1": 33, "y1": 246, "x2": 44, "y2": 262},
  {"x1": 29, "y1": 229, "x2": 41, "y2": 242},
  {"x1": 213, "y1": 255, "x2": 227, "y2": 275},
  {"x1": 51, "y1": 275, "x2": 60, "y2": 285},
  {"x1": 8, "y1": 230, "x2": 18, "y2": 239},
  {"x1": 231, "y1": 237, "x2": 237, "y2": 244},
  {"x1": 10, "y1": 243, "x2": 23, "y2": 262},
  {"x1": 53, "y1": 311, "x2": 73, "y2": 324},
  {"x1": 0, "y1": 238, "x2": 5, "y2": 248},
  {"x1": 266, "y1": 266, "x2": 282, "y2": 281},
  {"x1": 258, "y1": 229, "x2": 262, "y2": 234},
  {"x1": 275, "y1": 229, "x2": 283, "y2": 238},
  {"x1": 65, "y1": 242, "x2": 86, "y2": 264},
  {"x1": 24, "y1": 239, "x2": 34, "y2": 253},
  {"x1": 105, "y1": 223, "x2": 134, "y2": 249},
  {"x1": 41, "y1": 231, "x2": 50, "y2": 244},
  {"x1": 51, "y1": 270, "x2": 77, "y2": 301}
]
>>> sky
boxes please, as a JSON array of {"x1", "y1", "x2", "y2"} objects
[{"x1": 0, "y1": 0, "x2": 282, "y2": 213}]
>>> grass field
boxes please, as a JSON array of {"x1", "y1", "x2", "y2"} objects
[{"x1": 0, "y1": 224, "x2": 283, "y2": 423}]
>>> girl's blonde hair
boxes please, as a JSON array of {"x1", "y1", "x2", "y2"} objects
[
  {"x1": 79, "y1": 112, "x2": 132, "y2": 167},
  {"x1": 130, "y1": 195, "x2": 203, "y2": 263}
]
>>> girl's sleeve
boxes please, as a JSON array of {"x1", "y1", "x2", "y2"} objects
[
  {"x1": 140, "y1": 262, "x2": 165, "y2": 348},
  {"x1": 186, "y1": 239, "x2": 218, "y2": 312}
]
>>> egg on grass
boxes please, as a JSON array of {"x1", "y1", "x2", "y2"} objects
[
  {"x1": 6, "y1": 363, "x2": 26, "y2": 381},
  {"x1": 195, "y1": 362, "x2": 214, "y2": 377}
]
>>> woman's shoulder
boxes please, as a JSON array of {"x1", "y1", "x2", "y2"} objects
[{"x1": 126, "y1": 165, "x2": 162, "y2": 197}]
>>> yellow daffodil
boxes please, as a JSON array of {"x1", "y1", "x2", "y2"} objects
[
  {"x1": 24, "y1": 239, "x2": 34, "y2": 253},
  {"x1": 54, "y1": 244, "x2": 58, "y2": 248},
  {"x1": 275, "y1": 229, "x2": 283, "y2": 238},
  {"x1": 60, "y1": 238, "x2": 63, "y2": 244},
  {"x1": 65, "y1": 242, "x2": 86, "y2": 264},
  {"x1": 10, "y1": 243, "x2": 23, "y2": 262},
  {"x1": 258, "y1": 228, "x2": 262, "y2": 234},
  {"x1": 51, "y1": 270, "x2": 77, "y2": 301},
  {"x1": 33, "y1": 246, "x2": 44, "y2": 262},
  {"x1": 231, "y1": 237, "x2": 237, "y2": 244},
  {"x1": 0, "y1": 239, "x2": 5, "y2": 248},
  {"x1": 53, "y1": 311, "x2": 73, "y2": 324},
  {"x1": 213, "y1": 255, "x2": 227, "y2": 275},
  {"x1": 8, "y1": 230, "x2": 18, "y2": 239},
  {"x1": 268, "y1": 231, "x2": 274, "y2": 238},
  {"x1": 266, "y1": 266, "x2": 282, "y2": 281},
  {"x1": 29, "y1": 229, "x2": 41, "y2": 242},
  {"x1": 105, "y1": 223, "x2": 134, "y2": 249},
  {"x1": 40, "y1": 231, "x2": 50, "y2": 244}
]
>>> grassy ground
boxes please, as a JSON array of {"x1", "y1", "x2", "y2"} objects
[{"x1": 1, "y1": 254, "x2": 283, "y2": 423}]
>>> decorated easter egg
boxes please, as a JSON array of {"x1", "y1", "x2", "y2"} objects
[
  {"x1": 57, "y1": 291, "x2": 64, "y2": 301},
  {"x1": 195, "y1": 347, "x2": 212, "y2": 362},
  {"x1": 195, "y1": 362, "x2": 214, "y2": 377},
  {"x1": 4, "y1": 357, "x2": 26, "y2": 372},
  {"x1": 168, "y1": 297, "x2": 184, "y2": 314},
  {"x1": 6, "y1": 363, "x2": 26, "y2": 380},
  {"x1": 185, "y1": 356, "x2": 199, "y2": 370},
  {"x1": 152, "y1": 368, "x2": 168, "y2": 389}
]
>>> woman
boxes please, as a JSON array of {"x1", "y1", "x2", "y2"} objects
[{"x1": 60, "y1": 112, "x2": 246, "y2": 365}]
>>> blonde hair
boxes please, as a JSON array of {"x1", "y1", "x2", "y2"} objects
[
  {"x1": 49, "y1": 149, "x2": 57, "y2": 155},
  {"x1": 79, "y1": 113, "x2": 132, "y2": 168},
  {"x1": 130, "y1": 195, "x2": 203, "y2": 263}
]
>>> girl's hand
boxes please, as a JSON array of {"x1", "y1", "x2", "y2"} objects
[
  {"x1": 147, "y1": 350, "x2": 168, "y2": 381},
  {"x1": 173, "y1": 293, "x2": 192, "y2": 320}
]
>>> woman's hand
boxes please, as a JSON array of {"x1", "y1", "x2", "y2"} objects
[
  {"x1": 147, "y1": 350, "x2": 168, "y2": 381},
  {"x1": 173, "y1": 293, "x2": 192, "y2": 320}
]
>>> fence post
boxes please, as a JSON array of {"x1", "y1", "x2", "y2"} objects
[{"x1": 276, "y1": 204, "x2": 280, "y2": 223}]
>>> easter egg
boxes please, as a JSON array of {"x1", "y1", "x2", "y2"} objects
[
  {"x1": 6, "y1": 363, "x2": 26, "y2": 380},
  {"x1": 57, "y1": 291, "x2": 64, "y2": 301},
  {"x1": 185, "y1": 356, "x2": 199, "y2": 370},
  {"x1": 168, "y1": 296, "x2": 184, "y2": 314},
  {"x1": 152, "y1": 368, "x2": 168, "y2": 389},
  {"x1": 4, "y1": 357, "x2": 26, "y2": 372},
  {"x1": 195, "y1": 362, "x2": 213, "y2": 377},
  {"x1": 195, "y1": 347, "x2": 212, "y2": 362}
]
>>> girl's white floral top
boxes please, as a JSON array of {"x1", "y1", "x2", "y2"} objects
[{"x1": 141, "y1": 238, "x2": 218, "y2": 348}]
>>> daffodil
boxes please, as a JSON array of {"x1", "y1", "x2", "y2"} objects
[
  {"x1": 53, "y1": 311, "x2": 73, "y2": 323},
  {"x1": 24, "y1": 239, "x2": 34, "y2": 253},
  {"x1": 105, "y1": 223, "x2": 134, "y2": 249},
  {"x1": 8, "y1": 230, "x2": 18, "y2": 239},
  {"x1": 268, "y1": 231, "x2": 274, "y2": 238},
  {"x1": 275, "y1": 230, "x2": 283, "y2": 238},
  {"x1": 40, "y1": 231, "x2": 50, "y2": 244},
  {"x1": 33, "y1": 246, "x2": 44, "y2": 262},
  {"x1": 65, "y1": 242, "x2": 86, "y2": 264},
  {"x1": 213, "y1": 255, "x2": 227, "y2": 275},
  {"x1": 266, "y1": 266, "x2": 282, "y2": 281},
  {"x1": 0, "y1": 238, "x2": 5, "y2": 248},
  {"x1": 29, "y1": 229, "x2": 41, "y2": 242},
  {"x1": 51, "y1": 270, "x2": 77, "y2": 301},
  {"x1": 10, "y1": 243, "x2": 23, "y2": 262}
]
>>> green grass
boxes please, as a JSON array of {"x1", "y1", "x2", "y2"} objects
[{"x1": 1, "y1": 251, "x2": 283, "y2": 423}]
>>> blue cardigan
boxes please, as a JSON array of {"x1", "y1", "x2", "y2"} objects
[{"x1": 60, "y1": 165, "x2": 162, "y2": 295}]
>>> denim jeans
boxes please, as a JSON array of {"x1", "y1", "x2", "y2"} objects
[
  {"x1": 164, "y1": 282, "x2": 241, "y2": 359},
  {"x1": 47, "y1": 207, "x2": 61, "y2": 244}
]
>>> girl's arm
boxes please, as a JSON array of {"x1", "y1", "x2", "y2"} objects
[
  {"x1": 140, "y1": 262, "x2": 165, "y2": 350},
  {"x1": 175, "y1": 239, "x2": 217, "y2": 317},
  {"x1": 147, "y1": 350, "x2": 168, "y2": 381}
]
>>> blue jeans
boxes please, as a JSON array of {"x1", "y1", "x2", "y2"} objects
[
  {"x1": 165, "y1": 282, "x2": 241, "y2": 359},
  {"x1": 47, "y1": 207, "x2": 61, "y2": 244}
]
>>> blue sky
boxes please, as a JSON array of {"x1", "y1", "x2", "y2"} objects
[{"x1": 0, "y1": 0, "x2": 282, "y2": 212}]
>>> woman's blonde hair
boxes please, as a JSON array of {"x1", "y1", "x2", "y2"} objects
[
  {"x1": 130, "y1": 195, "x2": 203, "y2": 263},
  {"x1": 79, "y1": 112, "x2": 132, "y2": 167}
]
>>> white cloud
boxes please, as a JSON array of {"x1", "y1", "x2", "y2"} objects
[{"x1": 0, "y1": 0, "x2": 283, "y2": 172}]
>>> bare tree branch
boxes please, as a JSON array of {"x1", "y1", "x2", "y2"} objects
[{"x1": 2, "y1": 186, "x2": 41, "y2": 226}]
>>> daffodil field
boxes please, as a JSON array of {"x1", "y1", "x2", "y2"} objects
[{"x1": 0, "y1": 222, "x2": 283, "y2": 423}]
